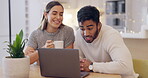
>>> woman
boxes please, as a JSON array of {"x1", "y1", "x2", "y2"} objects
[{"x1": 24, "y1": 1, "x2": 75, "y2": 64}]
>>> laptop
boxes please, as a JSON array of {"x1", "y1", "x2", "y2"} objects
[{"x1": 38, "y1": 48, "x2": 89, "y2": 78}]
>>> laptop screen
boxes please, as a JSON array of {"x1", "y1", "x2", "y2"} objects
[{"x1": 38, "y1": 48, "x2": 89, "y2": 78}]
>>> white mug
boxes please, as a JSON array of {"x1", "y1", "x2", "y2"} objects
[{"x1": 53, "y1": 41, "x2": 64, "y2": 49}]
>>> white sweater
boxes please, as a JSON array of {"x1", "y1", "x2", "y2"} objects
[{"x1": 74, "y1": 25, "x2": 137, "y2": 78}]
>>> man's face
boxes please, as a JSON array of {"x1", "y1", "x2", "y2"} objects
[{"x1": 79, "y1": 20, "x2": 101, "y2": 43}]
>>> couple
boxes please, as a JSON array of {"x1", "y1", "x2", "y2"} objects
[{"x1": 24, "y1": 1, "x2": 137, "y2": 78}]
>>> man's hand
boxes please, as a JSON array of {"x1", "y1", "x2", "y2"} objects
[{"x1": 80, "y1": 58, "x2": 92, "y2": 72}]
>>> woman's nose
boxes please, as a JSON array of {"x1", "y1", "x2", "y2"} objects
[{"x1": 56, "y1": 15, "x2": 61, "y2": 19}]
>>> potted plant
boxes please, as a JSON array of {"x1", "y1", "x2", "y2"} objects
[{"x1": 2, "y1": 30, "x2": 30, "y2": 78}]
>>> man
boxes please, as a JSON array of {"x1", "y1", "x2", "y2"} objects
[{"x1": 74, "y1": 6, "x2": 137, "y2": 78}]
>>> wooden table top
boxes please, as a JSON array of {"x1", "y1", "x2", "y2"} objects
[{"x1": 0, "y1": 64, "x2": 121, "y2": 78}]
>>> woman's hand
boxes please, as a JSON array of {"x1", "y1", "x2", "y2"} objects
[
  {"x1": 25, "y1": 49, "x2": 35, "y2": 55},
  {"x1": 24, "y1": 46, "x2": 38, "y2": 64},
  {"x1": 43, "y1": 40, "x2": 54, "y2": 48}
]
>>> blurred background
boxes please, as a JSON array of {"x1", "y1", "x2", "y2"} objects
[{"x1": 0, "y1": 0, "x2": 148, "y2": 64}]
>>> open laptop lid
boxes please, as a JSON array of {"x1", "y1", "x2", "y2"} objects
[{"x1": 38, "y1": 48, "x2": 82, "y2": 78}]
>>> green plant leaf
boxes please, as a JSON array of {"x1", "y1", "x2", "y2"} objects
[
  {"x1": 5, "y1": 29, "x2": 27, "y2": 58},
  {"x1": 19, "y1": 29, "x2": 23, "y2": 40}
]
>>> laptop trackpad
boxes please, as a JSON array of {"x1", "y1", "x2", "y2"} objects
[{"x1": 81, "y1": 72, "x2": 89, "y2": 78}]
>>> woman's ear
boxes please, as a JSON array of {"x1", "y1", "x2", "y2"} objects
[{"x1": 44, "y1": 12, "x2": 48, "y2": 19}]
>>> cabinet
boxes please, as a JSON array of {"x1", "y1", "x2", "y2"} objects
[
  {"x1": 105, "y1": 0, "x2": 125, "y2": 32},
  {"x1": 105, "y1": 0, "x2": 148, "y2": 38},
  {"x1": 126, "y1": 0, "x2": 147, "y2": 33}
]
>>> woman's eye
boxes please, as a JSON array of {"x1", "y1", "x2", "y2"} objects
[
  {"x1": 60, "y1": 13, "x2": 63, "y2": 16},
  {"x1": 52, "y1": 13, "x2": 56, "y2": 15},
  {"x1": 52, "y1": 12, "x2": 57, "y2": 15}
]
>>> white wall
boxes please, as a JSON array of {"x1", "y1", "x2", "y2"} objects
[
  {"x1": 0, "y1": 0, "x2": 50, "y2": 64},
  {"x1": 0, "y1": 0, "x2": 26, "y2": 64},
  {"x1": 124, "y1": 38, "x2": 148, "y2": 60},
  {"x1": 0, "y1": 0, "x2": 11, "y2": 64},
  {"x1": 28, "y1": 0, "x2": 43, "y2": 34},
  {"x1": 126, "y1": 0, "x2": 148, "y2": 33},
  {"x1": 11, "y1": 0, "x2": 26, "y2": 36}
]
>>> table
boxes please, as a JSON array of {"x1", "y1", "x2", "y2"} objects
[{"x1": 0, "y1": 64, "x2": 121, "y2": 78}]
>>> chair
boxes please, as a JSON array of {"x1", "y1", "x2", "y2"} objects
[{"x1": 133, "y1": 59, "x2": 148, "y2": 78}]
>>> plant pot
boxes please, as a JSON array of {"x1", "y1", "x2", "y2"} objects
[{"x1": 2, "y1": 56, "x2": 30, "y2": 78}]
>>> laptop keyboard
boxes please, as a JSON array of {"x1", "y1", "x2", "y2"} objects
[{"x1": 80, "y1": 72, "x2": 89, "y2": 78}]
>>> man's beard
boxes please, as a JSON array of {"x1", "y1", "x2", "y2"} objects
[{"x1": 83, "y1": 29, "x2": 99, "y2": 43}]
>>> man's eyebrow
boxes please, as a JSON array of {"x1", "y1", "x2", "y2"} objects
[
  {"x1": 86, "y1": 25, "x2": 94, "y2": 27},
  {"x1": 79, "y1": 26, "x2": 84, "y2": 27},
  {"x1": 79, "y1": 25, "x2": 94, "y2": 28}
]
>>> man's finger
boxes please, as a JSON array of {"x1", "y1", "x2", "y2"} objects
[
  {"x1": 80, "y1": 68, "x2": 84, "y2": 71},
  {"x1": 80, "y1": 59, "x2": 85, "y2": 63},
  {"x1": 80, "y1": 64, "x2": 84, "y2": 67}
]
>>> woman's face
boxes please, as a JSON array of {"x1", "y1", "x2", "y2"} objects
[{"x1": 46, "y1": 5, "x2": 64, "y2": 29}]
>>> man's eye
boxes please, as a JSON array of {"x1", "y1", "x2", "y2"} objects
[
  {"x1": 80, "y1": 28, "x2": 85, "y2": 31},
  {"x1": 87, "y1": 28, "x2": 93, "y2": 30}
]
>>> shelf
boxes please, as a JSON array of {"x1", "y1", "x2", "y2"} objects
[
  {"x1": 121, "y1": 32, "x2": 148, "y2": 39},
  {"x1": 121, "y1": 26, "x2": 148, "y2": 39}
]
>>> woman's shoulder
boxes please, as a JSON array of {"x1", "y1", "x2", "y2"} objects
[
  {"x1": 61, "y1": 25, "x2": 73, "y2": 31},
  {"x1": 30, "y1": 28, "x2": 43, "y2": 36}
]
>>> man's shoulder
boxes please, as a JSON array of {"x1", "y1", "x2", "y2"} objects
[
  {"x1": 75, "y1": 29, "x2": 84, "y2": 43},
  {"x1": 75, "y1": 28, "x2": 81, "y2": 36},
  {"x1": 102, "y1": 25, "x2": 116, "y2": 31},
  {"x1": 102, "y1": 25, "x2": 119, "y2": 35},
  {"x1": 101, "y1": 25, "x2": 122, "y2": 40}
]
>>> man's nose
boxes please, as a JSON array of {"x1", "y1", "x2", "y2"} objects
[{"x1": 84, "y1": 30, "x2": 90, "y2": 36}]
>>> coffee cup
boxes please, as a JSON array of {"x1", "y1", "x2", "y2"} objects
[{"x1": 53, "y1": 41, "x2": 64, "y2": 49}]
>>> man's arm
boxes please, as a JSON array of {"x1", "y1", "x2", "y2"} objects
[
  {"x1": 79, "y1": 32, "x2": 134, "y2": 76},
  {"x1": 92, "y1": 32, "x2": 133, "y2": 75}
]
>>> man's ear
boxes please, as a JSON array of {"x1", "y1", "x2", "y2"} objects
[
  {"x1": 98, "y1": 22, "x2": 102, "y2": 30},
  {"x1": 44, "y1": 12, "x2": 48, "y2": 19}
]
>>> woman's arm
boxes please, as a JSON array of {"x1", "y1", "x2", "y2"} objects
[
  {"x1": 25, "y1": 41, "x2": 73, "y2": 64},
  {"x1": 65, "y1": 43, "x2": 73, "y2": 49},
  {"x1": 24, "y1": 46, "x2": 38, "y2": 64},
  {"x1": 24, "y1": 40, "x2": 56, "y2": 64}
]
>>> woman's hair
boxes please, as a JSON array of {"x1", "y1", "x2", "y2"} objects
[
  {"x1": 77, "y1": 6, "x2": 100, "y2": 25},
  {"x1": 39, "y1": 1, "x2": 64, "y2": 30}
]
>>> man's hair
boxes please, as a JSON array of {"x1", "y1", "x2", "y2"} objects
[{"x1": 77, "y1": 6, "x2": 100, "y2": 24}]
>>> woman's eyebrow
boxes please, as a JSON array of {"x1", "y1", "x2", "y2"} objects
[{"x1": 52, "y1": 11, "x2": 63, "y2": 13}]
